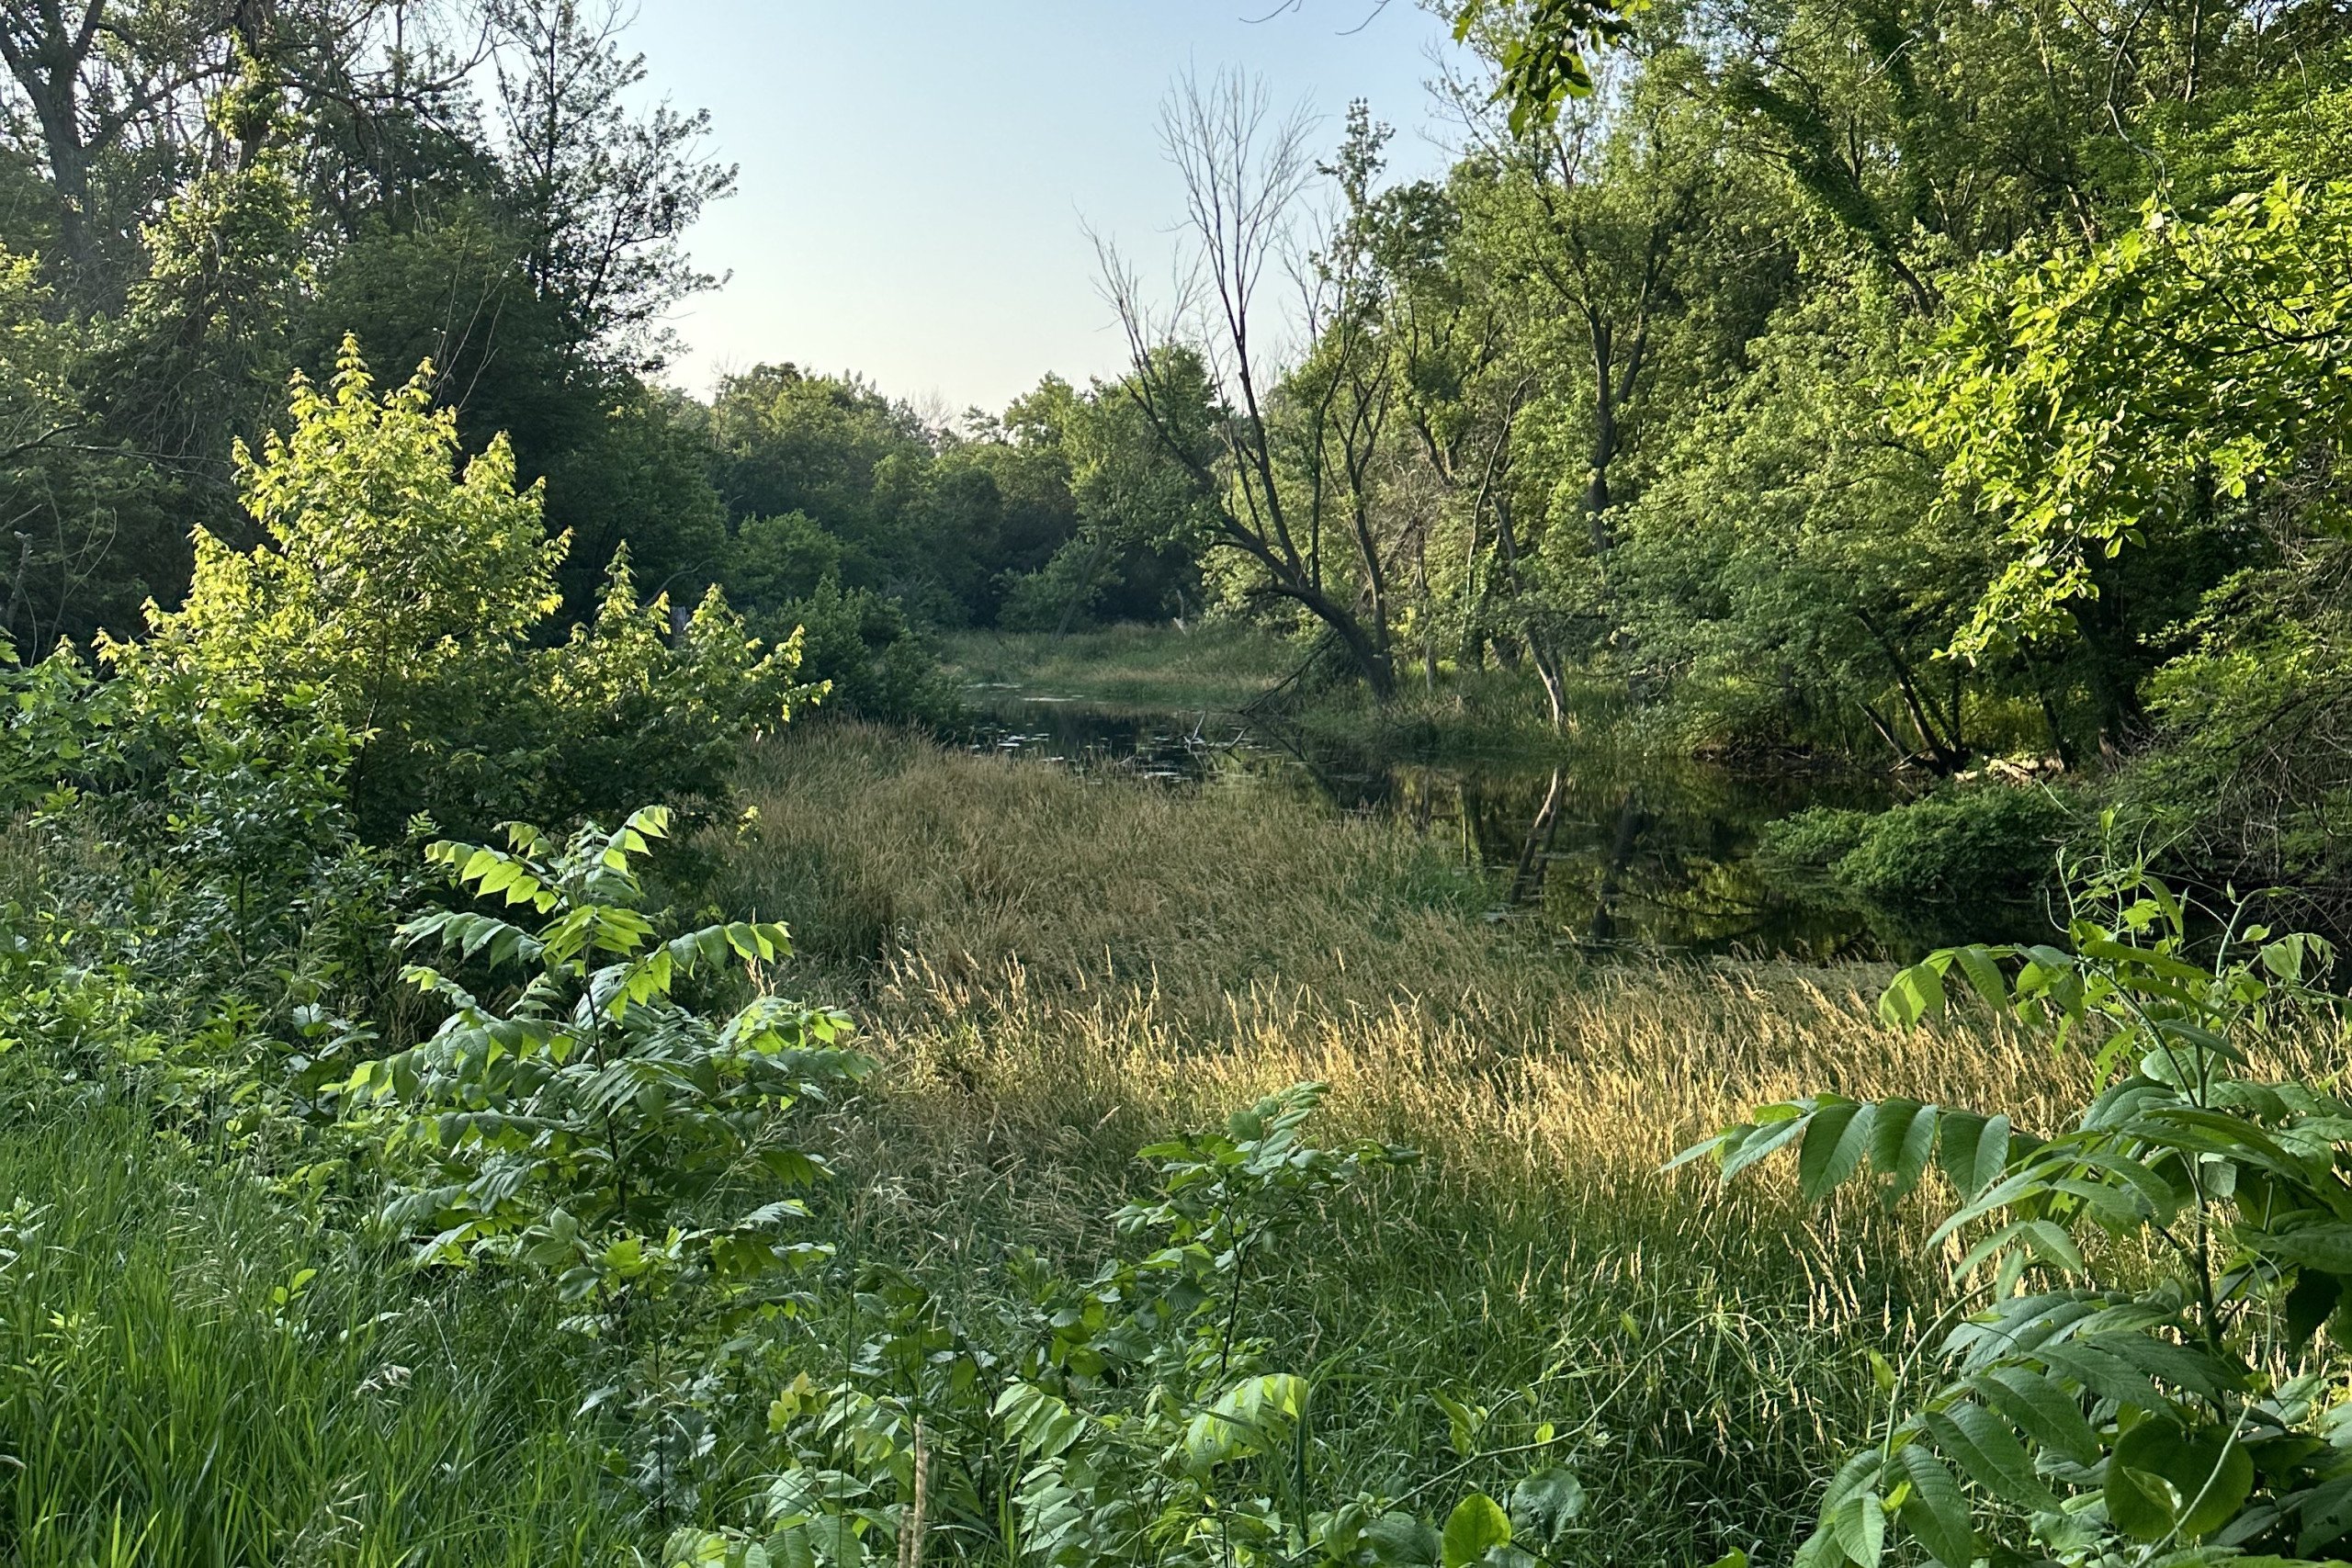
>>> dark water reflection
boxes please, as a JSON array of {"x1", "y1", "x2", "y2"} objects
[{"x1": 963, "y1": 703, "x2": 1897, "y2": 961}]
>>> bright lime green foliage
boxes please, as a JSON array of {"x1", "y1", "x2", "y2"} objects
[
  {"x1": 1690, "y1": 869, "x2": 2352, "y2": 1563},
  {"x1": 1452, "y1": 0, "x2": 1637, "y2": 131},
  {"x1": 96, "y1": 341, "x2": 806, "y2": 834},
  {"x1": 1911, "y1": 181, "x2": 2352, "y2": 657},
  {"x1": 112, "y1": 335, "x2": 561, "y2": 739}
]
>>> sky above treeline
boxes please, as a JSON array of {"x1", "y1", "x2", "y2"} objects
[{"x1": 630, "y1": 1, "x2": 1461, "y2": 417}]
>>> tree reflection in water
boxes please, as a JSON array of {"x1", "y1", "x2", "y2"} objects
[{"x1": 964, "y1": 704, "x2": 1901, "y2": 959}]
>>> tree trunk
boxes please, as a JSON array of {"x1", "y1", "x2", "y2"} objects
[
  {"x1": 1507, "y1": 768, "x2": 1568, "y2": 908},
  {"x1": 0, "y1": 3, "x2": 106, "y2": 292}
]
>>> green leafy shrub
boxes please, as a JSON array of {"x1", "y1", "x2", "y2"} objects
[
  {"x1": 4, "y1": 649, "x2": 396, "y2": 1160},
  {"x1": 103, "y1": 342, "x2": 806, "y2": 838},
  {"x1": 726, "y1": 511, "x2": 845, "y2": 606},
  {"x1": 351, "y1": 806, "x2": 865, "y2": 1313},
  {"x1": 760, "y1": 576, "x2": 961, "y2": 727},
  {"x1": 1758, "y1": 788, "x2": 2075, "y2": 945},
  {"x1": 102, "y1": 337, "x2": 560, "y2": 828},
  {"x1": 1685, "y1": 868, "x2": 2352, "y2": 1566},
  {"x1": 1828, "y1": 787, "x2": 2071, "y2": 910},
  {"x1": 518, "y1": 547, "x2": 816, "y2": 831},
  {"x1": 1752, "y1": 805, "x2": 1872, "y2": 893},
  {"x1": 0, "y1": 637, "x2": 112, "y2": 816},
  {"x1": 994, "y1": 535, "x2": 1108, "y2": 633},
  {"x1": 80, "y1": 680, "x2": 392, "y2": 1154}
]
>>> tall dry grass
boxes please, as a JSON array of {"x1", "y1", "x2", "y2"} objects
[
  {"x1": 721, "y1": 726, "x2": 2092, "y2": 1145},
  {"x1": 710, "y1": 727, "x2": 2114, "y2": 1562}
]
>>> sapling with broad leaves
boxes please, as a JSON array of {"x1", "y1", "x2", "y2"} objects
[
  {"x1": 347, "y1": 805, "x2": 866, "y2": 1321},
  {"x1": 1680, "y1": 865, "x2": 2352, "y2": 1565}
]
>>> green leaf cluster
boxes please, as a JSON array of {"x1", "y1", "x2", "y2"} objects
[
  {"x1": 1691, "y1": 866, "x2": 2352, "y2": 1564},
  {"x1": 349, "y1": 805, "x2": 866, "y2": 1315}
]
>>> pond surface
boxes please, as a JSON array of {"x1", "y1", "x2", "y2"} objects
[{"x1": 962, "y1": 702, "x2": 1899, "y2": 961}]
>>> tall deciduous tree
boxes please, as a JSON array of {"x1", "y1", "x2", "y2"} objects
[
  {"x1": 486, "y1": 0, "x2": 734, "y2": 370},
  {"x1": 1104, "y1": 69, "x2": 1400, "y2": 697}
]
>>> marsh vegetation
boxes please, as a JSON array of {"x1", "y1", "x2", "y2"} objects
[{"x1": 2, "y1": 1, "x2": 2352, "y2": 1565}]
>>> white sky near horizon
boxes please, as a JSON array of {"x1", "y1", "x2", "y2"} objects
[{"x1": 627, "y1": 1, "x2": 1462, "y2": 417}]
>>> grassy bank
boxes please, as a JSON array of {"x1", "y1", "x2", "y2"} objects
[
  {"x1": 938, "y1": 623, "x2": 1298, "y2": 716},
  {"x1": 0, "y1": 721, "x2": 2297, "y2": 1562},
  {"x1": 937, "y1": 623, "x2": 1598, "y2": 759},
  {"x1": 708, "y1": 727, "x2": 2107, "y2": 1563},
  {"x1": 0, "y1": 1088, "x2": 634, "y2": 1566}
]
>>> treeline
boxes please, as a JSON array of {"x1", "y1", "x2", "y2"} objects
[
  {"x1": 1071, "y1": 0, "x2": 2352, "y2": 927},
  {"x1": 1096, "y1": 1, "x2": 2326, "y2": 739},
  {"x1": 6, "y1": 0, "x2": 2352, "y2": 921},
  {"x1": 0, "y1": 0, "x2": 1206, "y2": 727}
]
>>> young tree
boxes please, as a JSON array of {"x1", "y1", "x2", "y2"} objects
[
  {"x1": 104, "y1": 337, "x2": 561, "y2": 818},
  {"x1": 141, "y1": 338, "x2": 554, "y2": 684},
  {"x1": 486, "y1": 0, "x2": 735, "y2": 370}
]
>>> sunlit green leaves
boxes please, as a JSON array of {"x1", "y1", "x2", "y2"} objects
[
  {"x1": 359, "y1": 807, "x2": 865, "y2": 1315},
  {"x1": 1909, "y1": 183, "x2": 2352, "y2": 657},
  {"x1": 1452, "y1": 0, "x2": 1634, "y2": 133},
  {"x1": 1439, "y1": 1492, "x2": 1511, "y2": 1567},
  {"x1": 1702, "y1": 869, "x2": 2352, "y2": 1565},
  {"x1": 1181, "y1": 1372, "x2": 1306, "y2": 1472}
]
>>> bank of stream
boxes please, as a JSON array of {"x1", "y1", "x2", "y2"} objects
[{"x1": 958, "y1": 696, "x2": 1902, "y2": 961}]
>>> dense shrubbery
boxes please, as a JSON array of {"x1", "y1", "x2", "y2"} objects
[
  {"x1": 758, "y1": 577, "x2": 965, "y2": 729},
  {"x1": 1758, "y1": 788, "x2": 2075, "y2": 945},
  {"x1": 90, "y1": 345, "x2": 812, "y2": 840},
  {"x1": 1689, "y1": 868, "x2": 2352, "y2": 1567}
]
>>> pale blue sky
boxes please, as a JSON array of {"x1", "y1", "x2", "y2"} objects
[{"x1": 628, "y1": 1, "x2": 1460, "y2": 414}]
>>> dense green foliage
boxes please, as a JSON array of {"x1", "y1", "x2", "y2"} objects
[
  {"x1": 1065, "y1": 0, "x2": 2352, "y2": 934},
  {"x1": 1758, "y1": 790, "x2": 2076, "y2": 946},
  {"x1": 6, "y1": 0, "x2": 2346, "y2": 915},
  {"x1": 6, "y1": 3, "x2": 2352, "y2": 1566},
  {"x1": 1690, "y1": 871, "x2": 2352, "y2": 1565}
]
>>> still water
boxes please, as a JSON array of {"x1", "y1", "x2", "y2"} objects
[{"x1": 964, "y1": 702, "x2": 1896, "y2": 961}]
